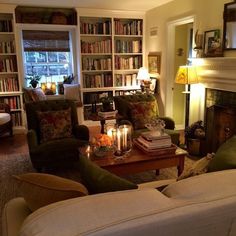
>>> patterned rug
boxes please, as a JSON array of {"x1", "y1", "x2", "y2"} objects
[{"x1": 0, "y1": 153, "x2": 195, "y2": 233}]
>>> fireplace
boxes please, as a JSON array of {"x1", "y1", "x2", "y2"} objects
[{"x1": 205, "y1": 88, "x2": 236, "y2": 153}]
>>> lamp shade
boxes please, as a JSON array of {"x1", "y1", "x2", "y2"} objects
[
  {"x1": 137, "y1": 67, "x2": 151, "y2": 81},
  {"x1": 175, "y1": 65, "x2": 198, "y2": 84}
]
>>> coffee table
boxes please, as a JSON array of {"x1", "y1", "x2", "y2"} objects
[{"x1": 91, "y1": 145, "x2": 187, "y2": 177}]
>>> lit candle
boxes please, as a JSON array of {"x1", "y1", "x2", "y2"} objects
[
  {"x1": 124, "y1": 127, "x2": 128, "y2": 150},
  {"x1": 107, "y1": 129, "x2": 113, "y2": 139},
  {"x1": 86, "y1": 145, "x2": 91, "y2": 159},
  {"x1": 117, "y1": 130, "x2": 121, "y2": 151}
]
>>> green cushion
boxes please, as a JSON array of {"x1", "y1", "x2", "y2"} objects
[
  {"x1": 208, "y1": 135, "x2": 236, "y2": 172},
  {"x1": 79, "y1": 155, "x2": 138, "y2": 194}
]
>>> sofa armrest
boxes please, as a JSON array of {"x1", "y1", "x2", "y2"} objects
[
  {"x1": 138, "y1": 179, "x2": 176, "y2": 190},
  {"x1": 74, "y1": 124, "x2": 89, "y2": 141},
  {"x1": 158, "y1": 116, "x2": 175, "y2": 130},
  {"x1": 27, "y1": 129, "x2": 38, "y2": 150},
  {"x1": 2, "y1": 198, "x2": 32, "y2": 236}
]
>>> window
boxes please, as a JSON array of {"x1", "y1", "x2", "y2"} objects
[{"x1": 23, "y1": 30, "x2": 74, "y2": 93}]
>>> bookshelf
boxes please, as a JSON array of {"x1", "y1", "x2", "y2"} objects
[
  {"x1": 78, "y1": 10, "x2": 144, "y2": 122},
  {"x1": 0, "y1": 8, "x2": 24, "y2": 132}
]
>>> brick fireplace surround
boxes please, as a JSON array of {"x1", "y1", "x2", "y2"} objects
[{"x1": 192, "y1": 57, "x2": 236, "y2": 153}]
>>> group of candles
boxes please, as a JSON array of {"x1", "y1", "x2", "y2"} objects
[{"x1": 106, "y1": 124, "x2": 132, "y2": 156}]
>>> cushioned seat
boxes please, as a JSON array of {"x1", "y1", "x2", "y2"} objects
[
  {"x1": 114, "y1": 94, "x2": 180, "y2": 145},
  {"x1": 25, "y1": 99, "x2": 89, "y2": 171}
]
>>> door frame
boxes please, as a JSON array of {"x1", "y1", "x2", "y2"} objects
[{"x1": 165, "y1": 15, "x2": 195, "y2": 129}]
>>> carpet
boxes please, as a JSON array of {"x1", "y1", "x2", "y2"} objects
[{"x1": 0, "y1": 153, "x2": 195, "y2": 233}]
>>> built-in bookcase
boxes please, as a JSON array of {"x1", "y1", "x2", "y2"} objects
[
  {"x1": 78, "y1": 10, "x2": 144, "y2": 122},
  {"x1": 0, "y1": 9, "x2": 24, "y2": 132}
]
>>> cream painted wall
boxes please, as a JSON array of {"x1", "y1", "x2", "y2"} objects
[{"x1": 145, "y1": 0, "x2": 230, "y2": 123}]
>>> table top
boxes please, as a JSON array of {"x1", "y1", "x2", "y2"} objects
[{"x1": 91, "y1": 145, "x2": 187, "y2": 168}]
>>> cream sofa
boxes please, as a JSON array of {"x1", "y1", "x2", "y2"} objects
[{"x1": 2, "y1": 169, "x2": 236, "y2": 236}]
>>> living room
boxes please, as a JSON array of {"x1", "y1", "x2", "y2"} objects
[{"x1": 1, "y1": 0, "x2": 236, "y2": 235}]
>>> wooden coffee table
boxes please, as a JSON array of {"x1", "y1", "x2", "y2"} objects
[{"x1": 91, "y1": 145, "x2": 187, "y2": 177}]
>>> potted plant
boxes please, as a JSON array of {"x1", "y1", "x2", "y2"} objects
[
  {"x1": 185, "y1": 120, "x2": 206, "y2": 156},
  {"x1": 25, "y1": 74, "x2": 41, "y2": 88}
]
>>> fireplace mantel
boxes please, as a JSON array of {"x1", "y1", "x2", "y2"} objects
[{"x1": 191, "y1": 57, "x2": 236, "y2": 92}]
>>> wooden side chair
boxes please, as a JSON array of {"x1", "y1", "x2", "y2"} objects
[{"x1": 0, "y1": 102, "x2": 13, "y2": 137}]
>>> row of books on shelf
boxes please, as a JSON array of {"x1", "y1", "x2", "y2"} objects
[
  {"x1": 82, "y1": 58, "x2": 112, "y2": 71},
  {"x1": 81, "y1": 39, "x2": 112, "y2": 54},
  {"x1": 0, "y1": 58, "x2": 17, "y2": 73},
  {"x1": 0, "y1": 41, "x2": 15, "y2": 54},
  {"x1": 0, "y1": 96, "x2": 21, "y2": 109},
  {"x1": 11, "y1": 112, "x2": 22, "y2": 126},
  {"x1": 115, "y1": 40, "x2": 142, "y2": 53},
  {"x1": 115, "y1": 73, "x2": 139, "y2": 87},
  {"x1": 80, "y1": 21, "x2": 111, "y2": 35},
  {"x1": 114, "y1": 19, "x2": 143, "y2": 36},
  {"x1": 83, "y1": 74, "x2": 113, "y2": 88},
  {"x1": 114, "y1": 55, "x2": 142, "y2": 70},
  {"x1": 0, "y1": 20, "x2": 13, "y2": 32},
  {"x1": 114, "y1": 89, "x2": 140, "y2": 96},
  {"x1": 0, "y1": 76, "x2": 19, "y2": 92}
]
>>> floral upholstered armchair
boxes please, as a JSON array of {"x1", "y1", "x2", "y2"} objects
[
  {"x1": 25, "y1": 99, "x2": 89, "y2": 171},
  {"x1": 114, "y1": 94, "x2": 180, "y2": 145}
]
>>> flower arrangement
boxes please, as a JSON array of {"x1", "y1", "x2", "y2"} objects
[
  {"x1": 25, "y1": 74, "x2": 41, "y2": 88},
  {"x1": 92, "y1": 134, "x2": 112, "y2": 147}
]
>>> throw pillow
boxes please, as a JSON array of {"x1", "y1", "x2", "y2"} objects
[
  {"x1": 79, "y1": 155, "x2": 138, "y2": 194},
  {"x1": 177, "y1": 153, "x2": 214, "y2": 181},
  {"x1": 37, "y1": 108, "x2": 72, "y2": 143},
  {"x1": 208, "y1": 135, "x2": 236, "y2": 172},
  {"x1": 64, "y1": 84, "x2": 81, "y2": 102},
  {"x1": 129, "y1": 100, "x2": 158, "y2": 129},
  {"x1": 23, "y1": 87, "x2": 46, "y2": 102},
  {"x1": 14, "y1": 173, "x2": 88, "y2": 211}
]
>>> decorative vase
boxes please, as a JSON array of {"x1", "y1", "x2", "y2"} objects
[{"x1": 102, "y1": 101, "x2": 113, "y2": 112}]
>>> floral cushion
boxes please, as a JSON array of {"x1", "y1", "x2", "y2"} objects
[
  {"x1": 37, "y1": 108, "x2": 72, "y2": 143},
  {"x1": 129, "y1": 101, "x2": 158, "y2": 130}
]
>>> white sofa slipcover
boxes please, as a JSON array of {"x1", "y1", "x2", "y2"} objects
[{"x1": 2, "y1": 169, "x2": 236, "y2": 236}]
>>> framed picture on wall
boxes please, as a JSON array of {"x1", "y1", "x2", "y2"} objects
[
  {"x1": 148, "y1": 52, "x2": 161, "y2": 75},
  {"x1": 203, "y1": 29, "x2": 223, "y2": 57}
]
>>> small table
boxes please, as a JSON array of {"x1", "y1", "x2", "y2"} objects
[
  {"x1": 89, "y1": 113, "x2": 123, "y2": 134},
  {"x1": 91, "y1": 146, "x2": 187, "y2": 177}
]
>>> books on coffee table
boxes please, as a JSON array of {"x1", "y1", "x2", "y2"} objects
[
  {"x1": 136, "y1": 131, "x2": 172, "y2": 150},
  {"x1": 98, "y1": 110, "x2": 118, "y2": 118}
]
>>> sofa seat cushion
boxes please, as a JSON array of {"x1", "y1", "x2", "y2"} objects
[
  {"x1": 162, "y1": 169, "x2": 236, "y2": 201},
  {"x1": 14, "y1": 173, "x2": 88, "y2": 211},
  {"x1": 208, "y1": 135, "x2": 236, "y2": 172},
  {"x1": 0, "y1": 113, "x2": 11, "y2": 125},
  {"x1": 79, "y1": 155, "x2": 138, "y2": 194}
]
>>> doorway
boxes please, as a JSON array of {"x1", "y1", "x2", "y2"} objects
[{"x1": 165, "y1": 16, "x2": 195, "y2": 130}]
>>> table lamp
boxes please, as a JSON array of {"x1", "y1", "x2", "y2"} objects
[
  {"x1": 137, "y1": 67, "x2": 151, "y2": 93},
  {"x1": 175, "y1": 65, "x2": 198, "y2": 128}
]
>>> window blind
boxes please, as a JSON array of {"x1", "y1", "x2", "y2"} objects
[{"x1": 23, "y1": 30, "x2": 70, "y2": 52}]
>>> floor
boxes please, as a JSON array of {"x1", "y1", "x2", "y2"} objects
[{"x1": 0, "y1": 127, "x2": 185, "y2": 155}]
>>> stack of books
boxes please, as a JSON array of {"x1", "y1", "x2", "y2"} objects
[
  {"x1": 98, "y1": 110, "x2": 118, "y2": 118},
  {"x1": 136, "y1": 131, "x2": 172, "y2": 150}
]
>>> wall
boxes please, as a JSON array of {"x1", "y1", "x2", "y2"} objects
[{"x1": 145, "y1": 0, "x2": 230, "y2": 124}]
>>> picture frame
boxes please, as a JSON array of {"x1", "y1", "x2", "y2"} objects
[
  {"x1": 148, "y1": 52, "x2": 161, "y2": 75},
  {"x1": 203, "y1": 29, "x2": 223, "y2": 57}
]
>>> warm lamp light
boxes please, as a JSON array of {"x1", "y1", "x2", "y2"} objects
[
  {"x1": 137, "y1": 67, "x2": 151, "y2": 93},
  {"x1": 175, "y1": 65, "x2": 199, "y2": 130}
]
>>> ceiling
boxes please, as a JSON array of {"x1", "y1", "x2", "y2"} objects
[{"x1": 0, "y1": 0, "x2": 173, "y2": 12}]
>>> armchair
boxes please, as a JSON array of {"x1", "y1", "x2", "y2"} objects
[
  {"x1": 25, "y1": 99, "x2": 89, "y2": 171},
  {"x1": 114, "y1": 94, "x2": 180, "y2": 145},
  {"x1": 0, "y1": 102, "x2": 13, "y2": 137}
]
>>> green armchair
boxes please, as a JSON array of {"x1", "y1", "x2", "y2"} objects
[
  {"x1": 25, "y1": 99, "x2": 89, "y2": 171},
  {"x1": 114, "y1": 94, "x2": 180, "y2": 145}
]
